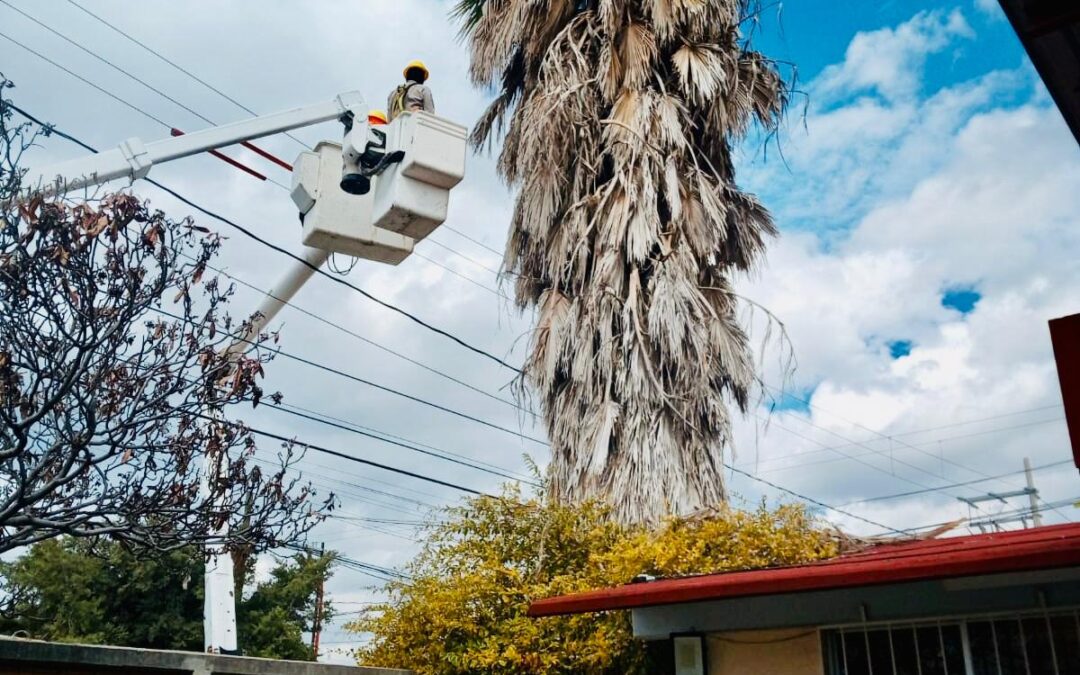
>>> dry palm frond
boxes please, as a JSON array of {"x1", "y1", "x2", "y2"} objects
[{"x1": 458, "y1": 0, "x2": 788, "y2": 525}]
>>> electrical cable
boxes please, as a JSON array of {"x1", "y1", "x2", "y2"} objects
[
  {"x1": 411, "y1": 250, "x2": 509, "y2": 300},
  {"x1": 442, "y1": 224, "x2": 503, "y2": 257},
  {"x1": 422, "y1": 238, "x2": 502, "y2": 277},
  {"x1": 265, "y1": 401, "x2": 540, "y2": 485},
  {"x1": 740, "y1": 404, "x2": 1064, "y2": 468},
  {"x1": 253, "y1": 457, "x2": 433, "y2": 517},
  {"x1": 145, "y1": 305, "x2": 544, "y2": 448},
  {"x1": 762, "y1": 384, "x2": 1032, "y2": 493},
  {"x1": 175, "y1": 251, "x2": 528, "y2": 414},
  {"x1": 724, "y1": 462, "x2": 905, "y2": 535},
  {"x1": 836, "y1": 459, "x2": 1073, "y2": 506},
  {"x1": 0, "y1": 30, "x2": 171, "y2": 127},
  {"x1": 197, "y1": 412, "x2": 486, "y2": 495},
  {"x1": 325, "y1": 516, "x2": 418, "y2": 543},
  {"x1": 751, "y1": 413, "x2": 959, "y2": 497},
  {"x1": 746, "y1": 417, "x2": 1066, "y2": 476},
  {"x1": 0, "y1": 0, "x2": 216, "y2": 126},
  {"x1": 902, "y1": 495, "x2": 1080, "y2": 535},
  {"x1": 7, "y1": 102, "x2": 523, "y2": 372},
  {"x1": 803, "y1": 404, "x2": 1063, "y2": 452},
  {"x1": 63, "y1": 0, "x2": 311, "y2": 150},
  {"x1": 262, "y1": 346, "x2": 543, "y2": 445},
  {"x1": 278, "y1": 401, "x2": 534, "y2": 482}
]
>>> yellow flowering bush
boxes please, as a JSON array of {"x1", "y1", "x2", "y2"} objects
[{"x1": 351, "y1": 487, "x2": 837, "y2": 675}]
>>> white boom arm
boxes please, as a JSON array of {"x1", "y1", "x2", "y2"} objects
[{"x1": 27, "y1": 91, "x2": 369, "y2": 196}]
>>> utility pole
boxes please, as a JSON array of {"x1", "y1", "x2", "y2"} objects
[
  {"x1": 311, "y1": 543, "x2": 326, "y2": 661},
  {"x1": 959, "y1": 457, "x2": 1042, "y2": 531},
  {"x1": 1024, "y1": 456, "x2": 1043, "y2": 527}
]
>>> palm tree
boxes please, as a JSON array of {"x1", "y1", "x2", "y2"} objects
[{"x1": 455, "y1": 0, "x2": 787, "y2": 524}]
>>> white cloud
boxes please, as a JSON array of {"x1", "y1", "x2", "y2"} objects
[
  {"x1": 974, "y1": 0, "x2": 1004, "y2": 19},
  {"x1": 812, "y1": 9, "x2": 974, "y2": 104},
  {"x1": 732, "y1": 9, "x2": 1079, "y2": 536}
]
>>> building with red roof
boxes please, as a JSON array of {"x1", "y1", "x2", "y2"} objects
[{"x1": 529, "y1": 524, "x2": 1080, "y2": 675}]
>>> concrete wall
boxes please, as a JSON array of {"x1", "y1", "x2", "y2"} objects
[
  {"x1": 707, "y1": 628, "x2": 823, "y2": 675},
  {"x1": 0, "y1": 638, "x2": 412, "y2": 675}
]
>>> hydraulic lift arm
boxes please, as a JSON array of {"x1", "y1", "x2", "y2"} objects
[{"x1": 26, "y1": 91, "x2": 372, "y2": 197}]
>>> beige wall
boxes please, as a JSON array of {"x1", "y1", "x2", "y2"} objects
[{"x1": 707, "y1": 628, "x2": 823, "y2": 675}]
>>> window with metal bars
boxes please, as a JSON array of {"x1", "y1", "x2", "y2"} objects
[{"x1": 822, "y1": 609, "x2": 1080, "y2": 675}]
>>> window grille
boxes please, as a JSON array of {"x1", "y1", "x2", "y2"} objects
[{"x1": 823, "y1": 609, "x2": 1080, "y2": 675}]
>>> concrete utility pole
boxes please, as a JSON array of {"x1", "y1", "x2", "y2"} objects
[{"x1": 1024, "y1": 456, "x2": 1043, "y2": 527}]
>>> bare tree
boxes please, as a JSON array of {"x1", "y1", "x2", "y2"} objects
[{"x1": 0, "y1": 78, "x2": 332, "y2": 555}]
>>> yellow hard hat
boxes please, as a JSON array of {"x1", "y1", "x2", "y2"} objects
[
  {"x1": 403, "y1": 59, "x2": 430, "y2": 81},
  {"x1": 368, "y1": 109, "x2": 388, "y2": 125}
]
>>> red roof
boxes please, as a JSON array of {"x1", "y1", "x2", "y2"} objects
[{"x1": 528, "y1": 522, "x2": 1080, "y2": 617}]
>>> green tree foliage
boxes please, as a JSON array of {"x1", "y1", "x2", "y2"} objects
[
  {"x1": 0, "y1": 538, "x2": 333, "y2": 660},
  {"x1": 239, "y1": 552, "x2": 335, "y2": 661},
  {"x1": 353, "y1": 487, "x2": 837, "y2": 674}
]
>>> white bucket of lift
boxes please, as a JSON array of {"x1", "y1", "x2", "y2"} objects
[
  {"x1": 372, "y1": 112, "x2": 467, "y2": 241},
  {"x1": 290, "y1": 141, "x2": 414, "y2": 265}
]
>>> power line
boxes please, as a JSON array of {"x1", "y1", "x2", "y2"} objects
[
  {"x1": 812, "y1": 404, "x2": 1063, "y2": 449},
  {"x1": 751, "y1": 413, "x2": 960, "y2": 498},
  {"x1": 0, "y1": 30, "x2": 171, "y2": 127},
  {"x1": 442, "y1": 224, "x2": 504, "y2": 257},
  {"x1": 0, "y1": 0, "x2": 215, "y2": 126},
  {"x1": 837, "y1": 459, "x2": 1074, "y2": 506},
  {"x1": 278, "y1": 401, "x2": 534, "y2": 482},
  {"x1": 761, "y1": 384, "x2": 1024, "y2": 492},
  {"x1": 145, "y1": 308, "x2": 548, "y2": 449},
  {"x1": 411, "y1": 250, "x2": 509, "y2": 300},
  {"x1": 289, "y1": 543, "x2": 407, "y2": 582},
  {"x1": 725, "y1": 463, "x2": 905, "y2": 535},
  {"x1": 7, "y1": 102, "x2": 523, "y2": 372},
  {"x1": 194, "y1": 254, "x2": 527, "y2": 414},
  {"x1": 62, "y1": 0, "x2": 311, "y2": 150},
  {"x1": 147, "y1": 305, "x2": 545, "y2": 447},
  {"x1": 262, "y1": 336, "x2": 544, "y2": 445},
  {"x1": 253, "y1": 457, "x2": 435, "y2": 516},
  {"x1": 740, "y1": 404, "x2": 1064, "y2": 468},
  {"x1": 265, "y1": 402, "x2": 540, "y2": 485},
  {"x1": 325, "y1": 516, "x2": 418, "y2": 544},
  {"x1": 422, "y1": 238, "x2": 502, "y2": 277},
  {"x1": 744, "y1": 417, "x2": 1066, "y2": 476},
  {"x1": 203, "y1": 413, "x2": 487, "y2": 495},
  {"x1": 901, "y1": 495, "x2": 1080, "y2": 536}
]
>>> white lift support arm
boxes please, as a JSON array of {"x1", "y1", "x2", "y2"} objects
[{"x1": 27, "y1": 91, "x2": 369, "y2": 196}]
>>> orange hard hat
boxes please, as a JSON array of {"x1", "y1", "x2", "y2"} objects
[{"x1": 368, "y1": 109, "x2": 389, "y2": 125}]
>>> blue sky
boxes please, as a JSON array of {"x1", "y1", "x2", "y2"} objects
[{"x1": 752, "y1": 1, "x2": 1022, "y2": 92}]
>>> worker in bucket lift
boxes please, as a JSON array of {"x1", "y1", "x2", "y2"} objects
[{"x1": 388, "y1": 60, "x2": 434, "y2": 121}]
